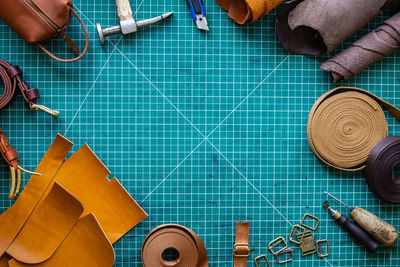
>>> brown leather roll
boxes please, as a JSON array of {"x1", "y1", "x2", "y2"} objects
[
  {"x1": 275, "y1": 0, "x2": 392, "y2": 56},
  {"x1": 366, "y1": 136, "x2": 400, "y2": 204},
  {"x1": 307, "y1": 87, "x2": 400, "y2": 171},
  {"x1": 321, "y1": 12, "x2": 400, "y2": 82},
  {"x1": 141, "y1": 224, "x2": 208, "y2": 267}
]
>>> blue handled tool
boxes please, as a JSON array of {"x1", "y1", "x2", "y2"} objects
[{"x1": 185, "y1": 0, "x2": 209, "y2": 31}]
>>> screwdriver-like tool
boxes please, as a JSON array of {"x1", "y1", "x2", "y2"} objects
[
  {"x1": 323, "y1": 201, "x2": 379, "y2": 253},
  {"x1": 325, "y1": 192, "x2": 399, "y2": 247},
  {"x1": 185, "y1": 0, "x2": 209, "y2": 31}
]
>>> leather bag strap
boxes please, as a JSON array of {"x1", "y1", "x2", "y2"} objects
[
  {"x1": 233, "y1": 222, "x2": 250, "y2": 267},
  {"x1": 307, "y1": 86, "x2": 400, "y2": 171},
  {"x1": 37, "y1": 8, "x2": 89, "y2": 63}
]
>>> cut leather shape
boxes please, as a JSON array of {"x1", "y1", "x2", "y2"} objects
[
  {"x1": 216, "y1": 0, "x2": 284, "y2": 24},
  {"x1": 8, "y1": 214, "x2": 115, "y2": 267},
  {"x1": 0, "y1": 135, "x2": 73, "y2": 258},
  {"x1": 37, "y1": 144, "x2": 148, "y2": 244},
  {"x1": 275, "y1": 0, "x2": 392, "y2": 56},
  {"x1": 0, "y1": 254, "x2": 11, "y2": 267},
  {"x1": 141, "y1": 224, "x2": 208, "y2": 267},
  {"x1": 366, "y1": 136, "x2": 400, "y2": 204},
  {"x1": 321, "y1": 12, "x2": 400, "y2": 82},
  {"x1": 6, "y1": 182, "x2": 83, "y2": 264},
  {"x1": 307, "y1": 87, "x2": 400, "y2": 171}
]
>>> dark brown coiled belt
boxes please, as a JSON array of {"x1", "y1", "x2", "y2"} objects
[
  {"x1": 366, "y1": 136, "x2": 400, "y2": 204},
  {"x1": 0, "y1": 60, "x2": 58, "y2": 116}
]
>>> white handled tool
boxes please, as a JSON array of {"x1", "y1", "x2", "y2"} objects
[{"x1": 96, "y1": 0, "x2": 173, "y2": 43}]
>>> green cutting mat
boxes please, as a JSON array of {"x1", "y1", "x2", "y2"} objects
[{"x1": 1, "y1": 0, "x2": 400, "y2": 266}]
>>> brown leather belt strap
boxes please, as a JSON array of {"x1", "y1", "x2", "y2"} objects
[
  {"x1": 307, "y1": 87, "x2": 400, "y2": 171},
  {"x1": 233, "y1": 222, "x2": 250, "y2": 267},
  {"x1": 0, "y1": 60, "x2": 38, "y2": 110},
  {"x1": 141, "y1": 224, "x2": 208, "y2": 267}
]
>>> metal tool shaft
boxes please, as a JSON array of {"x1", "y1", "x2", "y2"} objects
[
  {"x1": 324, "y1": 191, "x2": 353, "y2": 211},
  {"x1": 136, "y1": 12, "x2": 174, "y2": 29}
]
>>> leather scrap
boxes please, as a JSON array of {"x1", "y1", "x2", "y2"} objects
[
  {"x1": 38, "y1": 144, "x2": 148, "y2": 244},
  {"x1": 366, "y1": 136, "x2": 400, "y2": 204},
  {"x1": 0, "y1": 135, "x2": 73, "y2": 258},
  {"x1": 8, "y1": 214, "x2": 115, "y2": 267},
  {"x1": 141, "y1": 224, "x2": 208, "y2": 267},
  {"x1": 321, "y1": 12, "x2": 400, "y2": 82},
  {"x1": 307, "y1": 87, "x2": 400, "y2": 171},
  {"x1": 0, "y1": 254, "x2": 11, "y2": 267},
  {"x1": 275, "y1": 0, "x2": 392, "y2": 56},
  {"x1": 6, "y1": 182, "x2": 83, "y2": 264},
  {"x1": 216, "y1": 0, "x2": 284, "y2": 24}
]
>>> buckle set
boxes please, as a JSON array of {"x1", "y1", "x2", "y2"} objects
[{"x1": 0, "y1": 128, "x2": 41, "y2": 199}]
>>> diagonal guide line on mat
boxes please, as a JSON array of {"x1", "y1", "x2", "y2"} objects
[
  {"x1": 77, "y1": 2, "x2": 309, "y2": 252},
  {"x1": 63, "y1": 37, "x2": 122, "y2": 135}
]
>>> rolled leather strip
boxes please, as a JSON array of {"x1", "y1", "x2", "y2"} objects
[
  {"x1": 307, "y1": 87, "x2": 400, "y2": 171},
  {"x1": 366, "y1": 136, "x2": 400, "y2": 204},
  {"x1": 141, "y1": 224, "x2": 208, "y2": 267},
  {"x1": 321, "y1": 12, "x2": 400, "y2": 82},
  {"x1": 216, "y1": 0, "x2": 284, "y2": 24},
  {"x1": 275, "y1": 0, "x2": 393, "y2": 56}
]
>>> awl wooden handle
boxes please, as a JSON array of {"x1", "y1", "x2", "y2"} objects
[
  {"x1": 351, "y1": 207, "x2": 399, "y2": 247},
  {"x1": 115, "y1": 0, "x2": 133, "y2": 21}
]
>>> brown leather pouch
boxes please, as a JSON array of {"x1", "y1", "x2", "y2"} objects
[{"x1": 0, "y1": 0, "x2": 89, "y2": 63}]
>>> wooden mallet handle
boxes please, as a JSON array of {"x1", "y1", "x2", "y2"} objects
[{"x1": 115, "y1": 0, "x2": 133, "y2": 21}]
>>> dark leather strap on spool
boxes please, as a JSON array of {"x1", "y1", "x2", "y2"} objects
[
  {"x1": 141, "y1": 224, "x2": 208, "y2": 267},
  {"x1": 366, "y1": 136, "x2": 400, "y2": 204},
  {"x1": 0, "y1": 60, "x2": 40, "y2": 110}
]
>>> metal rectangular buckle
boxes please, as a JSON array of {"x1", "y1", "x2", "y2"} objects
[
  {"x1": 297, "y1": 230, "x2": 316, "y2": 256},
  {"x1": 268, "y1": 237, "x2": 287, "y2": 255},
  {"x1": 275, "y1": 248, "x2": 294, "y2": 264},
  {"x1": 301, "y1": 213, "x2": 320, "y2": 231},
  {"x1": 233, "y1": 243, "x2": 250, "y2": 257},
  {"x1": 316, "y1": 239, "x2": 330, "y2": 258},
  {"x1": 254, "y1": 254, "x2": 271, "y2": 267}
]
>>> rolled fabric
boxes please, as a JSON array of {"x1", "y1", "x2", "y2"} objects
[
  {"x1": 275, "y1": 0, "x2": 393, "y2": 56},
  {"x1": 321, "y1": 12, "x2": 400, "y2": 82},
  {"x1": 215, "y1": 0, "x2": 284, "y2": 24}
]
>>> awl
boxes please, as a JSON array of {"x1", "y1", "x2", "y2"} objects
[
  {"x1": 323, "y1": 201, "x2": 379, "y2": 253},
  {"x1": 185, "y1": 0, "x2": 209, "y2": 31},
  {"x1": 325, "y1": 192, "x2": 399, "y2": 247}
]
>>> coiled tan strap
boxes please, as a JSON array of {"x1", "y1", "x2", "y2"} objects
[{"x1": 307, "y1": 87, "x2": 400, "y2": 171}]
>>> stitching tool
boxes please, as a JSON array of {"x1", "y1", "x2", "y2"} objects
[
  {"x1": 0, "y1": 128, "x2": 41, "y2": 200},
  {"x1": 323, "y1": 200, "x2": 379, "y2": 253},
  {"x1": 325, "y1": 192, "x2": 399, "y2": 247},
  {"x1": 185, "y1": 0, "x2": 209, "y2": 31},
  {"x1": 96, "y1": 0, "x2": 173, "y2": 43}
]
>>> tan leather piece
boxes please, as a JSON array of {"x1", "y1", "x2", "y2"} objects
[
  {"x1": 0, "y1": 135, "x2": 73, "y2": 257},
  {"x1": 307, "y1": 87, "x2": 400, "y2": 171},
  {"x1": 215, "y1": 0, "x2": 284, "y2": 24},
  {"x1": 6, "y1": 182, "x2": 83, "y2": 264},
  {"x1": 141, "y1": 224, "x2": 208, "y2": 267},
  {"x1": 0, "y1": 254, "x2": 11, "y2": 267},
  {"x1": 37, "y1": 144, "x2": 148, "y2": 244},
  {"x1": 8, "y1": 214, "x2": 115, "y2": 267},
  {"x1": 234, "y1": 222, "x2": 250, "y2": 267}
]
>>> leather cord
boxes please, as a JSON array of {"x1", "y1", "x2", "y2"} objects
[
  {"x1": 141, "y1": 224, "x2": 208, "y2": 267},
  {"x1": 307, "y1": 87, "x2": 400, "y2": 171},
  {"x1": 366, "y1": 136, "x2": 400, "y2": 204},
  {"x1": 233, "y1": 222, "x2": 250, "y2": 267}
]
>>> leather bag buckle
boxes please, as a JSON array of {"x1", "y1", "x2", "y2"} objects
[{"x1": 233, "y1": 243, "x2": 250, "y2": 257}]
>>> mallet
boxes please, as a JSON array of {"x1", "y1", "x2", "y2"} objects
[{"x1": 96, "y1": 0, "x2": 173, "y2": 43}]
